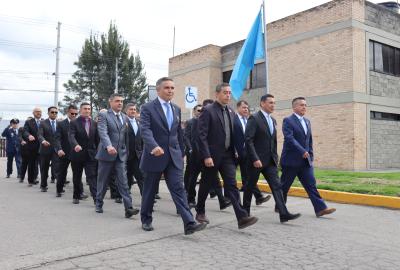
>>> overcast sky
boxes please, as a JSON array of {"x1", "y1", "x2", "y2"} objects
[{"x1": 0, "y1": 0, "x2": 382, "y2": 122}]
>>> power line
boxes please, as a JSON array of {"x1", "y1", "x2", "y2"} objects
[{"x1": 0, "y1": 88, "x2": 65, "y2": 93}]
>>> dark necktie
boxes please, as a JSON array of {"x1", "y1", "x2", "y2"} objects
[
  {"x1": 223, "y1": 107, "x2": 231, "y2": 150},
  {"x1": 84, "y1": 118, "x2": 90, "y2": 136}
]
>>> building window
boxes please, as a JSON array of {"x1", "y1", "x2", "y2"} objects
[
  {"x1": 250, "y1": 63, "x2": 266, "y2": 89},
  {"x1": 222, "y1": 70, "x2": 232, "y2": 83},
  {"x1": 369, "y1": 40, "x2": 400, "y2": 76},
  {"x1": 371, "y1": 111, "x2": 400, "y2": 121}
]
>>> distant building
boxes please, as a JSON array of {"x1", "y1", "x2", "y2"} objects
[{"x1": 169, "y1": 0, "x2": 400, "y2": 170}]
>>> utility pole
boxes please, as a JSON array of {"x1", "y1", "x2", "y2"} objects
[
  {"x1": 172, "y1": 26, "x2": 176, "y2": 57},
  {"x1": 114, "y1": 58, "x2": 118, "y2": 93},
  {"x1": 54, "y1": 22, "x2": 61, "y2": 106}
]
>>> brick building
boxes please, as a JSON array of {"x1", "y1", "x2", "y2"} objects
[{"x1": 168, "y1": 0, "x2": 400, "y2": 170}]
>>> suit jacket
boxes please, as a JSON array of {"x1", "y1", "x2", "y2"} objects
[
  {"x1": 139, "y1": 98, "x2": 184, "y2": 172},
  {"x1": 55, "y1": 118, "x2": 71, "y2": 159},
  {"x1": 127, "y1": 117, "x2": 143, "y2": 161},
  {"x1": 22, "y1": 118, "x2": 40, "y2": 154},
  {"x1": 18, "y1": 127, "x2": 30, "y2": 157},
  {"x1": 2, "y1": 127, "x2": 20, "y2": 154},
  {"x1": 198, "y1": 101, "x2": 235, "y2": 166},
  {"x1": 95, "y1": 109, "x2": 129, "y2": 162},
  {"x1": 69, "y1": 116, "x2": 99, "y2": 162},
  {"x1": 233, "y1": 114, "x2": 247, "y2": 159},
  {"x1": 184, "y1": 118, "x2": 195, "y2": 154},
  {"x1": 38, "y1": 119, "x2": 58, "y2": 156},
  {"x1": 245, "y1": 110, "x2": 278, "y2": 166},
  {"x1": 280, "y1": 113, "x2": 314, "y2": 168}
]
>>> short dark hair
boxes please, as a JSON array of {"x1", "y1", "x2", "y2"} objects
[
  {"x1": 109, "y1": 93, "x2": 124, "y2": 101},
  {"x1": 215, "y1": 83, "x2": 230, "y2": 93},
  {"x1": 125, "y1": 102, "x2": 137, "y2": 111},
  {"x1": 202, "y1": 99, "x2": 214, "y2": 106},
  {"x1": 67, "y1": 104, "x2": 78, "y2": 111},
  {"x1": 193, "y1": 104, "x2": 202, "y2": 111},
  {"x1": 156, "y1": 77, "x2": 173, "y2": 87},
  {"x1": 260, "y1": 94, "x2": 275, "y2": 103},
  {"x1": 80, "y1": 102, "x2": 90, "y2": 108},
  {"x1": 236, "y1": 100, "x2": 249, "y2": 108},
  {"x1": 292, "y1": 97, "x2": 306, "y2": 106},
  {"x1": 47, "y1": 106, "x2": 58, "y2": 112}
]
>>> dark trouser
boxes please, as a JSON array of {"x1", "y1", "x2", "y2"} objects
[
  {"x1": 244, "y1": 159, "x2": 289, "y2": 215},
  {"x1": 185, "y1": 153, "x2": 202, "y2": 203},
  {"x1": 40, "y1": 152, "x2": 59, "y2": 188},
  {"x1": 6, "y1": 152, "x2": 21, "y2": 176},
  {"x1": 196, "y1": 151, "x2": 248, "y2": 221},
  {"x1": 20, "y1": 153, "x2": 29, "y2": 181},
  {"x1": 281, "y1": 164, "x2": 327, "y2": 214},
  {"x1": 96, "y1": 158, "x2": 132, "y2": 210},
  {"x1": 109, "y1": 170, "x2": 121, "y2": 199},
  {"x1": 56, "y1": 157, "x2": 70, "y2": 193},
  {"x1": 27, "y1": 154, "x2": 39, "y2": 184},
  {"x1": 238, "y1": 156, "x2": 263, "y2": 199},
  {"x1": 71, "y1": 160, "x2": 97, "y2": 200},
  {"x1": 127, "y1": 157, "x2": 144, "y2": 195},
  {"x1": 141, "y1": 161, "x2": 194, "y2": 226}
]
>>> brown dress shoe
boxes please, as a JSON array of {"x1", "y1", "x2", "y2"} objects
[
  {"x1": 195, "y1": 213, "x2": 210, "y2": 224},
  {"x1": 317, "y1": 208, "x2": 336, "y2": 217},
  {"x1": 256, "y1": 195, "x2": 272, "y2": 206},
  {"x1": 238, "y1": 216, "x2": 258, "y2": 229}
]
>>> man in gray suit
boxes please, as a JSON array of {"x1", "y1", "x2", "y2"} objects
[{"x1": 95, "y1": 93, "x2": 139, "y2": 218}]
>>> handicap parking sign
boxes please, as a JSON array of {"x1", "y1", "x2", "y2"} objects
[{"x1": 185, "y1": 86, "x2": 198, "y2": 109}]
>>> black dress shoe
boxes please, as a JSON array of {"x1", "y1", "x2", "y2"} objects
[
  {"x1": 220, "y1": 199, "x2": 232, "y2": 210},
  {"x1": 125, "y1": 207, "x2": 140, "y2": 218},
  {"x1": 256, "y1": 195, "x2": 272, "y2": 206},
  {"x1": 115, "y1": 197, "x2": 122, "y2": 204},
  {"x1": 188, "y1": 201, "x2": 196, "y2": 209},
  {"x1": 72, "y1": 198, "x2": 80, "y2": 204},
  {"x1": 95, "y1": 206, "x2": 103, "y2": 213},
  {"x1": 61, "y1": 189, "x2": 65, "y2": 193},
  {"x1": 280, "y1": 213, "x2": 301, "y2": 223},
  {"x1": 184, "y1": 222, "x2": 207, "y2": 235},
  {"x1": 238, "y1": 216, "x2": 258, "y2": 229},
  {"x1": 209, "y1": 191, "x2": 217, "y2": 198},
  {"x1": 28, "y1": 184, "x2": 33, "y2": 187},
  {"x1": 56, "y1": 193, "x2": 62, "y2": 197},
  {"x1": 40, "y1": 187, "x2": 48, "y2": 192},
  {"x1": 155, "y1": 194, "x2": 161, "y2": 200},
  {"x1": 50, "y1": 179, "x2": 55, "y2": 183},
  {"x1": 142, "y1": 223, "x2": 154, "y2": 231},
  {"x1": 6, "y1": 174, "x2": 10, "y2": 178},
  {"x1": 65, "y1": 180, "x2": 70, "y2": 185},
  {"x1": 33, "y1": 181, "x2": 39, "y2": 185}
]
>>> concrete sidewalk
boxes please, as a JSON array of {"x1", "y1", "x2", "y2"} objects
[{"x1": 0, "y1": 159, "x2": 399, "y2": 269}]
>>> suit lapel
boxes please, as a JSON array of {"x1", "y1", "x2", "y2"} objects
[
  {"x1": 108, "y1": 109, "x2": 121, "y2": 130},
  {"x1": 258, "y1": 111, "x2": 273, "y2": 137},
  {"x1": 214, "y1": 103, "x2": 225, "y2": 130},
  {"x1": 154, "y1": 99, "x2": 169, "y2": 131},
  {"x1": 292, "y1": 114, "x2": 307, "y2": 136}
]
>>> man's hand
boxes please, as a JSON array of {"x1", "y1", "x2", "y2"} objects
[
  {"x1": 107, "y1": 146, "x2": 117, "y2": 155},
  {"x1": 42, "y1": 140, "x2": 50, "y2": 147},
  {"x1": 21, "y1": 140, "x2": 27, "y2": 146},
  {"x1": 28, "y1": 135, "x2": 35, "y2": 141},
  {"x1": 74, "y1": 145, "x2": 82, "y2": 152},
  {"x1": 253, "y1": 160, "x2": 263, "y2": 168},
  {"x1": 204, "y1": 157, "x2": 214, "y2": 167},
  {"x1": 57, "y1": 150, "x2": 65, "y2": 157},
  {"x1": 151, "y1": 146, "x2": 164, "y2": 156},
  {"x1": 303, "y1": 152, "x2": 310, "y2": 159}
]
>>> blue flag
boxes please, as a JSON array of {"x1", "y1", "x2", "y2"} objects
[{"x1": 229, "y1": 10, "x2": 265, "y2": 100}]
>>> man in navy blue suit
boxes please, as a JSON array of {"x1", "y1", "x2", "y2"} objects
[
  {"x1": 139, "y1": 77, "x2": 206, "y2": 235},
  {"x1": 2, "y1": 119, "x2": 21, "y2": 178},
  {"x1": 280, "y1": 97, "x2": 336, "y2": 217}
]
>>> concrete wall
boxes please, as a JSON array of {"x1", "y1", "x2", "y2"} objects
[
  {"x1": 365, "y1": 1, "x2": 400, "y2": 36},
  {"x1": 370, "y1": 71, "x2": 400, "y2": 99}
]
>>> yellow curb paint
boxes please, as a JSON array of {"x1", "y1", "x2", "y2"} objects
[{"x1": 236, "y1": 182, "x2": 400, "y2": 209}]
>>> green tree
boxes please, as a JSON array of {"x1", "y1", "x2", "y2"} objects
[{"x1": 60, "y1": 23, "x2": 148, "y2": 115}]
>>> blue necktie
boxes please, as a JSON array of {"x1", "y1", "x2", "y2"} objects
[
  {"x1": 131, "y1": 119, "x2": 138, "y2": 135},
  {"x1": 300, "y1": 117, "x2": 307, "y2": 134},
  {"x1": 164, "y1": 103, "x2": 173, "y2": 130},
  {"x1": 51, "y1": 120, "x2": 56, "y2": 133},
  {"x1": 267, "y1": 115, "x2": 273, "y2": 135}
]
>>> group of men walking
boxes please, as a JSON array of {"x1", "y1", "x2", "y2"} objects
[{"x1": 2, "y1": 76, "x2": 335, "y2": 236}]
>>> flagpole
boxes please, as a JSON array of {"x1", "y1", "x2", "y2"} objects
[{"x1": 262, "y1": 0, "x2": 270, "y2": 94}]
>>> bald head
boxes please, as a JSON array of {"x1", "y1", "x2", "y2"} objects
[{"x1": 32, "y1": 107, "x2": 42, "y2": 119}]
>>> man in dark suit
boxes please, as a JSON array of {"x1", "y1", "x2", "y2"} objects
[
  {"x1": 23, "y1": 107, "x2": 42, "y2": 186},
  {"x1": 69, "y1": 102, "x2": 98, "y2": 204},
  {"x1": 233, "y1": 100, "x2": 270, "y2": 205},
  {"x1": 37, "y1": 106, "x2": 60, "y2": 192},
  {"x1": 280, "y1": 97, "x2": 336, "y2": 217},
  {"x1": 54, "y1": 104, "x2": 78, "y2": 197},
  {"x1": 140, "y1": 77, "x2": 206, "y2": 235},
  {"x1": 196, "y1": 83, "x2": 257, "y2": 229},
  {"x1": 2, "y1": 119, "x2": 21, "y2": 179},
  {"x1": 18, "y1": 123, "x2": 30, "y2": 183},
  {"x1": 244, "y1": 94, "x2": 301, "y2": 222},
  {"x1": 125, "y1": 103, "x2": 144, "y2": 194},
  {"x1": 95, "y1": 94, "x2": 139, "y2": 218}
]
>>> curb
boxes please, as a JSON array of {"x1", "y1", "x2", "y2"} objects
[{"x1": 238, "y1": 182, "x2": 400, "y2": 210}]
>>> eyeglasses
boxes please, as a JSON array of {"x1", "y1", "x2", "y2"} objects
[
  {"x1": 50, "y1": 111, "x2": 58, "y2": 114},
  {"x1": 196, "y1": 110, "x2": 201, "y2": 112},
  {"x1": 70, "y1": 113, "x2": 78, "y2": 116}
]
